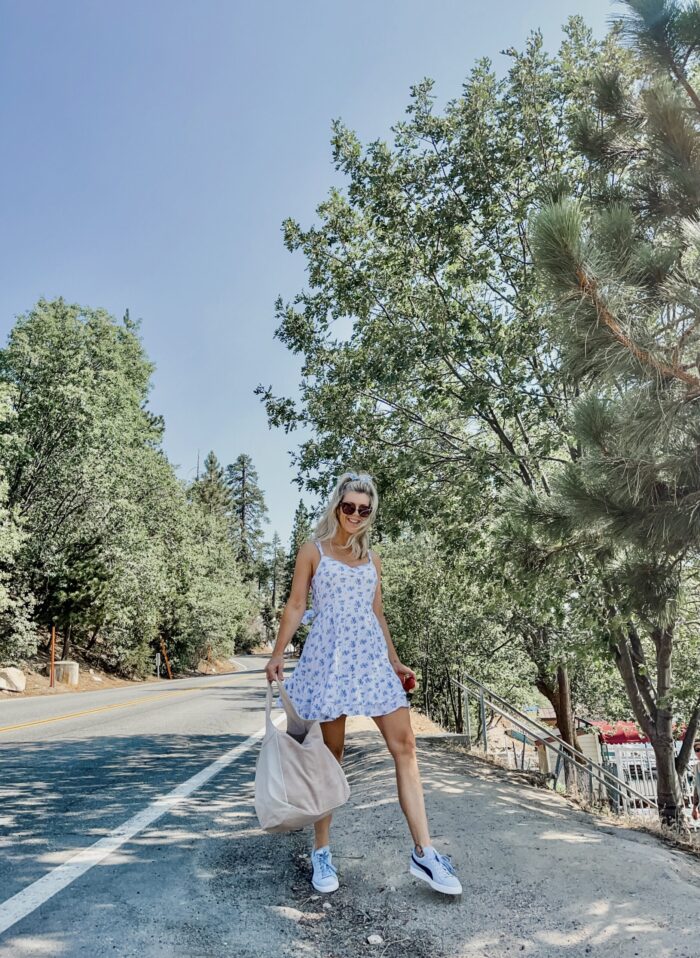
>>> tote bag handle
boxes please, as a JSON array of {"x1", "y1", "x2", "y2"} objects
[{"x1": 266, "y1": 679, "x2": 316, "y2": 741}]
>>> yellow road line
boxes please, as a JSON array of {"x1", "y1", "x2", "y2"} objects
[{"x1": 0, "y1": 673, "x2": 249, "y2": 734}]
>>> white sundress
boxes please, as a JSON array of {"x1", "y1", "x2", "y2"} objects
[{"x1": 280, "y1": 539, "x2": 409, "y2": 721}]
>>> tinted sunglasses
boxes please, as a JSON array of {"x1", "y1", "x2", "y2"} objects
[{"x1": 339, "y1": 501, "x2": 372, "y2": 518}]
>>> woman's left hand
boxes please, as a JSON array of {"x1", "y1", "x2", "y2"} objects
[{"x1": 391, "y1": 659, "x2": 416, "y2": 682}]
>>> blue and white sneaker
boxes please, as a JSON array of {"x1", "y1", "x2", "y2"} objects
[
  {"x1": 311, "y1": 845, "x2": 339, "y2": 893},
  {"x1": 410, "y1": 845, "x2": 462, "y2": 895}
]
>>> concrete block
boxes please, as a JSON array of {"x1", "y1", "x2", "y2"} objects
[
  {"x1": 0, "y1": 667, "x2": 26, "y2": 692},
  {"x1": 55, "y1": 660, "x2": 79, "y2": 686}
]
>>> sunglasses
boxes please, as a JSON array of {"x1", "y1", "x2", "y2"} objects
[{"x1": 339, "y1": 501, "x2": 372, "y2": 518}]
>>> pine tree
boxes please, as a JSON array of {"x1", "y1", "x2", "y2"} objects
[
  {"x1": 225, "y1": 453, "x2": 269, "y2": 579},
  {"x1": 268, "y1": 532, "x2": 287, "y2": 608},
  {"x1": 530, "y1": 0, "x2": 700, "y2": 826},
  {"x1": 192, "y1": 451, "x2": 232, "y2": 517},
  {"x1": 282, "y1": 501, "x2": 314, "y2": 604}
]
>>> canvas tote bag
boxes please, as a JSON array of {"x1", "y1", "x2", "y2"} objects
[{"x1": 254, "y1": 679, "x2": 350, "y2": 833}]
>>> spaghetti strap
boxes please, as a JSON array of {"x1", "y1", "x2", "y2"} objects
[{"x1": 315, "y1": 539, "x2": 324, "y2": 556}]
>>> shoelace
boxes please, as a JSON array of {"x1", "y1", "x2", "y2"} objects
[
  {"x1": 432, "y1": 852, "x2": 457, "y2": 877},
  {"x1": 313, "y1": 849, "x2": 337, "y2": 880}
]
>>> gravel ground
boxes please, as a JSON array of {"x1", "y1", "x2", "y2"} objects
[
  {"x1": 3, "y1": 671, "x2": 699, "y2": 958},
  {"x1": 263, "y1": 722, "x2": 700, "y2": 958}
]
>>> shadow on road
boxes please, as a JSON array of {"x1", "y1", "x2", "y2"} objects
[{"x1": 2, "y1": 703, "x2": 700, "y2": 957}]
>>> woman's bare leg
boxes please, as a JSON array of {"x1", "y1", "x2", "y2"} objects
[
  {"x1": 372, "y1": 706, "x2": 431, "y2": 853},
  {"x1": 313, "y1": 714, "x2": 347, "y2": 849}
]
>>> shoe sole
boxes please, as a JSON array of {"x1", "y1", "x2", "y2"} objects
[
  {"x1": 410, "y1": 863, "x2": 462, "y2": 896},
  {"x1": 312, "y1": 877, "x2": 339, "y2": 893}
]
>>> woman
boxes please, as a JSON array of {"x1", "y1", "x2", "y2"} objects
[{"x1": 265, "y1": 470, "x2": 462, "y2": 897}]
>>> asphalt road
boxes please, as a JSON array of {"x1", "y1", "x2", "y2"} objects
[
  {"x1": 0, "y1": 654, "x2": 289, "y2": 956},
  {"x1": 3, "y1": 655, "x2": 700, "y2": 958}
]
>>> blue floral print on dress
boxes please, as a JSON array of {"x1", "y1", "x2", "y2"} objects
[
  {"x1": 300, "y1": 607, "x2": 316, "y2": 626},
  {"x1": 277, "y1": 540, "x2": 409, "y2": 721}
]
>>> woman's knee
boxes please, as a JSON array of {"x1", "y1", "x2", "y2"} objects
[{"x1": 388, "y1": 730, "x2": 416, "y2": 760}]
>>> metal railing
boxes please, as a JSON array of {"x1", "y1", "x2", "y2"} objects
[{"x1": 449, "y1": 671, "x2": 658, "y2": 816}]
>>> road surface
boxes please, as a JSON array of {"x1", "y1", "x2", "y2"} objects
[{"x1": 1, "y1": 654, "x2": 700, "y2": 957}]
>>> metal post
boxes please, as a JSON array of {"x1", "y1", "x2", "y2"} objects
[
  {"x1": 49, "y1": 625, "x2": 56, "y2": 689},
  {"x1": 644, "y1": 745, "x2": 654, "y2": 799},
  {"x1": 463, "y1": 682, "x2": 471, "y2": 748},
  {"x1": 479, "y1": 686, "x2": 487, "y2": 752},
  {"x1": 160, "y1": 638, "x2": 173, "y2": 680}
]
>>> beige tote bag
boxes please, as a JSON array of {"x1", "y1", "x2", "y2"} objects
[{"x1": 254, "y1": 680, "x2": 350, "y2": 833}]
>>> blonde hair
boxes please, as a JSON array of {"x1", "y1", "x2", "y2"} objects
[{"x1": 313, "y1": 471, "x2": 378, "y2": 560}]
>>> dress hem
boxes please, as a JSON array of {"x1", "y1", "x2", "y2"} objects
[{"x1": 276, "y1": 702, "x2": 411, "y2": 722}]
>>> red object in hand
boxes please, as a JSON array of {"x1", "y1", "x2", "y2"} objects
[{"x1": 402, "y1": 673, "x2": 416, "y2": 692}]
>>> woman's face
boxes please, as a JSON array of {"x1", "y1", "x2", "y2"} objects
[{"x1": 337, "y1": 491, "x2": 372, "y2": 537}]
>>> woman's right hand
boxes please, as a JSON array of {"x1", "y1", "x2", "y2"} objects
[{"x1": 265, "y1": 654, "x2": 285, "y2": 684}]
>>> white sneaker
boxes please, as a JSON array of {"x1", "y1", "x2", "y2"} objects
[
  {"x1": 311, "y1": 845, "x2": 339, "y2": 893},
  {"x1": 410, "y1": 846, "x2": 462, "y2": 895}
]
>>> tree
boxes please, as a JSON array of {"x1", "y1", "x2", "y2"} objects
[
  {"x1": 256, "y1": 20, "x2": 632, "y2": 749},
  {"x1": 529, "y1": 0, "x2": 700, "y2": 825},
  {"x1": 193, "y1": 451, "x2": 232, "y2": 517},
  {"x1": 378, "y1": 530, "x2": 537, "y2": 728},
  {"x1": 0, "y1": 385, "x2": 35, "y2": 663},
  {"x1": 0, "y1": 298, "x2": 162, "y2": 661},
  {"x1": 0, "y1": 299, "x2": 256, "y2": 675},
  {"x1": 268, "y1": 531, "x2": 287, "y2": 609},
  {"x1": 167, "y1": 487, "x2": 255, "y2": 669},
  {"x1": 282, "y1": 500, "x2": 314, "y2": 604},
  {"x1": 226, "y1": 453, "x2": 269, "y2": 578}
]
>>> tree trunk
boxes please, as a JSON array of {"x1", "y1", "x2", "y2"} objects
[
  {"x1": 652, "y1": 625, "x2": 687, "y2": 828},
  {"x1": 676, "y1": 699, "x2": 700, "y2": 777},
  {"x1": 653, "y1": 732, "x2": 685, "y2": 827},
  {"x1": 85, "y1": 625, "x2": 100, "y2": 653},
  {"x1": 445, "y1": 668, "x2": 459, "y2": 731},
  {"x1": 535, "y1": 664, "x2": 578, "y2": 751},
  {"x1": 612, "y1": 621, "x2": 688, "y2": 829},
  {"x1": 456, "y1": 677, "x2": 463, "y2": 734},
  {"x1": 555, "y1": 664, "x2": 581, "y2": 788},
  {"x1": 422, "y1": 654, "x2": 430, "y2": 720},
  {"x1": 536, "y1": 664, "x2": 582, "y2": 788},
  {"x1": 61, "y1": 622, "x2": 72, "y2": 660}
]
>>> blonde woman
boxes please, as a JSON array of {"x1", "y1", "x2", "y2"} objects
[{"x1": 265, "y1": 471, "x2": 462, "y2": 897}]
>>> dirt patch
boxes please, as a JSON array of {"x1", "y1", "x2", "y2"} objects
[
  {"x1": 284, "y1": 846, "x2": 448, "y2": 958},
  {"x1": 346, "y1": 706, "x2": 446, "y2": 737},
  {"x1": 0, "y1": 655, "x2": 240, "y2": 699}
]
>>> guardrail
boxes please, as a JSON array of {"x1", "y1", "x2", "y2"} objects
[{"x1": 449, "y1": 671, "x2": 658, "y2": 816}]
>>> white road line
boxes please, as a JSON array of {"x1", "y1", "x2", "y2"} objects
[
  {"x1": 230, "y1": 657, "x2": 252, "y2": 672},
  {"x1": 0, "y1": 715, "x2": 285, "y2": 937}
]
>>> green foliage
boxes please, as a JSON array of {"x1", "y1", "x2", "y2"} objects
[
  {"x1": 226, "y1": 453, "x2": 269, "y2": 578},
  {"x1": 0, "y1": 299, "x2": 256, "y2": 674},
  {"x1": 193, "y1": 451, "x2": 232, "y2": 517},
  {"x1": 528, "y1": 0, "x2": 700, "y2": 817},
  {"x1": 258, "y1": 20, "x2": 635, "y2": 729},
  {"x1": 282, "y1": 501, "x2": 314, "y2": 605},
  {"x1": 378, "y1": 532, "x2": 534, "y2": 725}
]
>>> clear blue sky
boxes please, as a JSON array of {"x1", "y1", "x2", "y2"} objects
[{"x1": 0, "y1": 0, "x2": 614, "y2": 545}]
